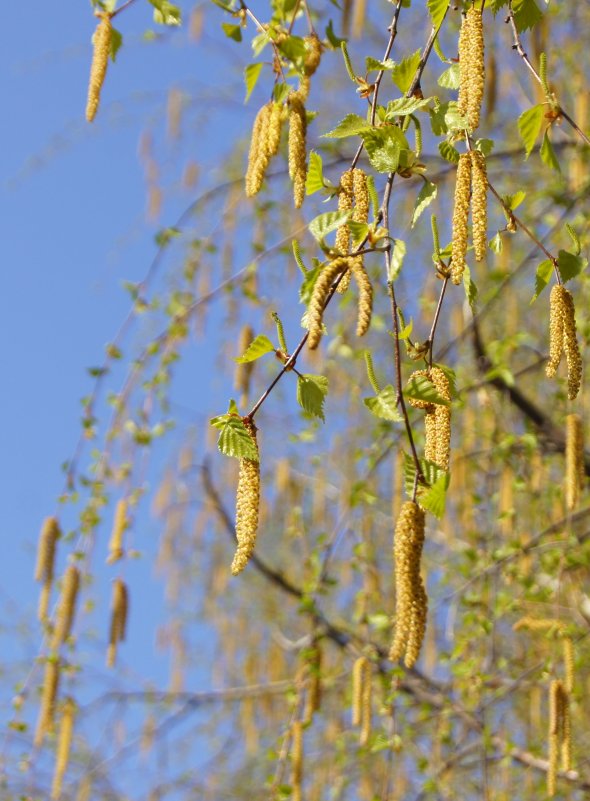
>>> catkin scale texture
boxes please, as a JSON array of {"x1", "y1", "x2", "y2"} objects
[
  {"x1": 565, "y1": 414, "x2": 584, "y2": 511},
  {"x1": 470, "y1": 150, "x2": 488, "y2": 262},
  {"x1": 307, "y1": 257, "x2": 350, "y2": 350},
  {"x1": 335, "y1": 170, "x2": 353, "y2": 288},
  {"x1": 34, "y1": 659, "x2": 60, "y2": 747},
  {"x1": 466, "y1": 8, "x2": 485, "y2": 131},
  {"x1": 86, "y1": 14, "x2": 112, "y2": 123},
  {"x1": 107, "y1": 499, "x2": 128, "y2": 564},
  {"x1": 288, "y1": 94, "x2": 307, "y2": 209},
  {"x1": 231, "y1": 422, "x2": 260, "y2": 575},
  {"x1": 450, "y1": 153, "x2": 472, "y2": 285},
  {"x1": 351, "y1": 262, "x2": 373, "y2": 338},
  {"x1": 107, "y1": 578, "x2": 128, "y2": 667},
  {"x1": 546, "y1": 284, "x2": 582, "y2": 399},
  {"x1": 51, "y1": 565, "x2": 80, "y2": 650}
]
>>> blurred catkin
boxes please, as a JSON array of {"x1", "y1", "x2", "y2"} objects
[
  {"x1": 231, "y1": 421, "x2": 260, "y2": 575},
  {"x1": 51, "y1": 697, "x2": 76, "y2": 800},
  {"x1": 107, "y1": 499, "x2": 128, "y2": 564},
  {"x1": 351, "y1": 656, "x2": 366, "y2": 727},
  {"x1": 565, "y1": 414, "x2": 584, "y2": 511},
  {"x1": 450, "y1": 153, "x2": 472, "y2": 284},
  {"x1": 34, "y1": 658, "x2": 60, "y2": 747},
  {"x1": 35, "y1": 517, "x2": 60, "y2": 621},
  {"x1": 86, "y1": 14, "x2": 112, "y2": 123},
  {"x1": 51, "y1": 565, "x2": 80, "y2": 650},
  {"x1": 107, "y1": 579, "x2": 128, "y2": 668},
  {"x1": 234, "y1": 325, "x2": 255, "y2": 406},
  {"x1": 291, "y1": 720, "x2": 303, "y2": 801}
]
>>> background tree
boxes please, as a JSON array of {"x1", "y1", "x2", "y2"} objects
[{"x1": 3, "y1": 0, "x2": 590, "y2": 798}]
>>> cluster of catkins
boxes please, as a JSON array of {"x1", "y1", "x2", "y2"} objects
[
  {"x1": 245, "y1": 35, "x2": 322, "y2": 207},
  {"x1": 450, "y1": 149, "x2": 488, "y2": 284},
  {"x1": 546, "y1": 284, "x2": 583, "y2": 400}
]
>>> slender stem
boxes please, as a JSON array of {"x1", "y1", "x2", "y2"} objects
[
  {"x1": 287, "y1": 0, "x2": 302, "y2": 35},
  {"x1": 241, "y1": 2, "x2": 287, "y2": 84},
  {"x1": 111, "y1": 0, "x2": 138, "y2": 18},
  {"x1": 427, "y1": 277, "x2": 449, "y2": 367}
]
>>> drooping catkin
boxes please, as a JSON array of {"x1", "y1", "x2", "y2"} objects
[
  {"x1": 86, "y1": 13, "x2": 112, "y2": 123},
  {"x1": 51, "y1": 697, "x2": 76, "y2": 800},
  {"x1": 450, "y1": 153, "x2": 472, "y2": 284},
  {"x1": 107, "y1": 499, "x2": 128, "y2": 564},
  {"x1": 548, "y1": 679, "x2": 560, "y2": 797},
  {"x1": 546, "y1": 284, "x2": 566, "y2": 377},
  {"x1": 359, "y1": 659, "x2": 372, "y2": 746},
  {"x1": 307, "y1": 257, "x2": 351, "y2": 350},
  {"x1": 351, "y1": 656, "x2": 366, "y2": 727},
  {"x1": 34, "y1": 658, "x2": 60, "y2": 747},
  {"x1": 390, "y1": 502, "x2": 427, "y2": 668},
  {"x1": 288, "y1": 94, "x2": 307, "y2": 209},
  {"x1": 303, "y1": 34, "x2": 322, "y2": 77},
  {"x1": 234, "y1": 324, "x2": 255, "y2": 406},
  {"x1": 470, "y1": 150, "x2": 488, "y2": 262},
  {"x1": 457, "y1": 11, "x2": 471, "y2": 120},
  {"x1": 351, "y1": 261, "x2": 373, "y2": 339},
  {"x1": 335, "y1": 170, "x2": 354, "y2": 293},
  {"x1": 565, "y1": 414, "x2": 584, "y2": 511},
  {"x1": 546, "y1": 284, "x2": 582, "y2": 399},
  {"x1": 107, "y1": 579, "x2": 128, "y2": 668},
  {"x1": 561, "y1": 687, "x2": 572, "y2": 773},
  {"x1": 51, "y1": 566, "x2": 80, "y2": 650},
  {"x1": 245, "y1": 103, "x2": 269, "y2": 197},
  {"x1": 231, "y1": 421, "x2": 260, "y2": 575},
  {"x1": 291, "y1": 720, "x2": 303, "y2": 801},
  {"x1": 35, "y1": 517, "x2": 60, "y2": 621},
  {"x1": 466, "y1": 8, "x2": 485, "y2": 131}
]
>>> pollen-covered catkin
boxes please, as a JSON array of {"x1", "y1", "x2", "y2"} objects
[
  {"x1": 35, "y1": 517, "x2": 60, "y2": 621},
  {"x1": 245, "y1": 103, "x2": 269, "y2": 197},
  {"x1": 457, "y1": 11, "x2": 471, "y2": 119},
  {"x1": 561, "y1": 687, "x2": 572, "y2": 772},
  {"x1": 107, "y1": 579, "x2": 128, "y2": 668},
  {"x1": 307, "y1": 257, "x2": 351, "y2": 350},
  {"x1": 303, "y1": 34, "x2": 322, "y2": 77},
  {"x1": 86, "y1": 14, "x2": 112, "y2": 123},
  {"x1": 359, "y1": 659, "x2": 372, "y2": 746},
  {"x1": 563, "y1": 636, "x2": 575, "y2": 695},
  {"x1": 390, "y1": 502, "x2": 427, "y2": 668},
  {"x1": 430, "y1": 367, "x2": 452, "y2": 471},
  {"x1": 51, "y1": 566, "x2": 80, "y2": 650},
  {"x1": 565, "y1": 414, "x2": 584, "y2": 511},
  {"x1": 231, "y1": 421, "x2": 260, "y2": 575},
  {"x1": 546, "y1": 284, "x2": 566, "y2": 378},
  {"x1": 51, "y1": 697, "x2": 76, "y2": 800},
  {"x1": 466, "y1": 7, "x2": 485, "y2": 131},
  {"x1": 107, "y1": 499, "x2": 128, "y2": 564},
  {"x1": 351, "y1": 262, "x2": 373, "y2": 338},
  {"x1": 336, "y1": 170, "x2": 354, "y2": 293},
  {"x1": 34, "y1": 658, "x2": 60, "y2": 747},
  {"x1": 470, "y1": 150, "x2": 488, "y2": 262},
  {"x1": 288, "y1": 94, "x2": 307, "y2": 209},
  {"x1": 451, "y1": 153, "x2": 472, "y2": 285},
  {"x1": 351, "y1": 656, "x2": 366, "y2": 727},
  {"x1": 561, "y1": 287, "x2": 582, "y2": 400}
]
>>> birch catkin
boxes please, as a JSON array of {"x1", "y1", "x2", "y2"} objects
[
  {"x1": 450, "y1": 153, "x2": 472, "y2": 284},
  {"x1": 470, "y1": 150, "x2": 488, "y2": 262},
  {"x1": 35, "y1": 517, "x2": 60, "y2": 621},
  {"x1": 548, "y1": 679, "x2": 560, "y2": 797},
  {"x1": 546, "y1": 284, "x2": 582, "y2": 400},
  {"x1": 351, "y1": 656, "x2": 366, "y2": 727},
  {"x1": 51, "y1": 697, "x2": 76, "y2": 800},
  {"x1": 107, "y1": 499, "x2": 128, "y2": 564},
  {"x1": 34, "y1": 658, "x2": 60, "y2": 747},
  {"x1": 565, "y1": 414, "x2": 584, "y2": 511},
  {"x1": 466, "y1": 8, "x2": 485, "y2": 131},
  {"x1": 86, "y1": 14, "x2": 112, "y2": 123},
  {"x1": 245, "y1": 102, "x2": 283, "y2": 198},
  {"x1": 288, "y1": 94, "x2": 307, "y2": 209},
  {"x1": 351, "y1": 261, "x2": 373, "y2": 338},
  {"x1": 335, "y1": 170, "x2": 354, "y2": 293},
  {"x1": 291, "y1": 720, "x2": 303, "y2": 801},
  {"x1": 457, "y1": 11, "x2": 471, "y2": 120},
  {"x1": 231, "y1": 421, "x2": 260, "y2": 575},
  {"x1": 430, "y1": 367, "x2": 452, "y2": 471},
  {"x1": 107, "y1": 579, "x2": 128, "y2": 668},
  {"x1": 307, "y1": 257, "x2": 351, "y2": 350},
  {"x1": 52, "y1": 565, "x2": 80, "y2": 650}
]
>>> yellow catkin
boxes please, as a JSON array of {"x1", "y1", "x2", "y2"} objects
[
  {"x1": 450, "y1": 153, "x2": 472, "y2": 284},
  {"x1": 335, "y1": 170, "x2": 354, "y2": 293},
  {"x1": 546, "y1": 283, "x2": 565, "y2": 377},
  {"x1": 231, "y1": 421, "x2": 260, "y2": 575},
  {"x1": 561, "y1": 686, "x2": 572, "y2": 772},
  {"x1": 234, "y1": 324, "x2": 255, "y2": 406},
  {"x1": 291, "y1": 720, "x2": 303, "y2": 801},
  {"x1": 408, "y1": 368, "x2": 451, "y2": 470},
  {"x1": 351, "y1": 261, "x2": 373, "y2": 338},
  {"x1": 107, "y1": 499, "x2": 128, "y2": 564},
  {"x1": 245, "y1": 103, "x2": 281, "y2": 198},
  {"x1": 470, "y1": 150, "x2": 488, "y2": 262},
  {"x1": 303, "y1": 34, "x2": 322, "y2": 77},
  {"x1": 565, "y1": 414, "x2": 584, "y2": 511},
  {"x1": 561, "y1": 288, "x2": 582, "y2": 400},
  {"x1": 466, "y1": 7, "x2": 485, "y2": 131},
  {"x1": 359, "y1": 659, "x2": 372, "y2": 746},
  {"x1": 86, "y1": 14, "x2": 112, "y2": 123},
  {"x1": 288, "y1": 94, "x2": 307, "y2": 209},
  {"x1": 307, "y1": 257, "x2": 351, "y2": 350},
  {"x1": 390, "y1": 502, "x2": 427, "y2": 667},
  {"x1": 457, "y1": 11, "x2": 472, "y2": 119},
  {"x1": 548, "y1": 679, "x2": 560, "y2": 797},
  {"x1": 351, "y1": 655, "x2": 366, "y2": 727},
  {"x1": 35, "y1": 517, "x2": 60, "y2": 621},
  {"x1": 51, "y1": 566, "x2": 81, "y2": 650},
  {"x1": 107, "y1": 579, "x2": 128, "y2": 668},
  {"x1": 34, "y1": 658, "x2": 60, "y2": 747},
  {"x1": 51, "y1": 697, "x2": 76, "y2": 800}
]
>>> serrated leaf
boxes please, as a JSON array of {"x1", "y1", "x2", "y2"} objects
[
  {"x1": 405, "y1": 374, "x2": 450, "y2": 407},
  {"x1": 309, "y1": 211, "x2": 350, "y2": 242},
  {"x1": 217, "y1": 417, "x2": 259, "y2": 460},
  {"x1": 558, "y1": 250, "x2": 587, "y2": 283},
  {"x1": 347, "y1": 220, "x2": 369, "y2": 246},
  {"x1": 402, "y1": 453, "x2": 448, "y2": 510},
  {"x1": 306, "y1": 151, "x2": 325, "y2": 195},
  {"x1": 363, "y1": 385, "x2": 403, "y2": 422},
  {"x1": 366, "y1": 56, "x2": 396, "y2": 72},
  {"x1": 444, "y1": 102, "x2": 469, "y2": 132},
  {"x1": 221, "y1": 22, "x2": 242, "y2": 41},
  {"x1": 518, "y1": 104, "x2": 544, "y2": 158},
  {"x1": 411, "y1": 180, "x2": 437, "y2": 228},
  {"x1": 149, "y1": 0, "x2": 182, "y2": 25},
  {"x1": 427, "y1": 0, "x2": 450, "y2": 30},
  {"x1": 438, "y1": 140, "x2": 460, "y2": 164},
  {"x1": 325, "y1": 20, "x2": 345, "y2": 48},
  {"x1": 419, "y1": 472, "x2": 450, "y2": 518},
  {"x1": 540, "y1": 129, "x2": 560, "y2": 172},
  {"x1": 565, "y1": 224, "x2": 581, "y2": 256},
  {"x1": 437, "y1": 64, "x2": 459, "y2": 89},
  {"x1": 385, "y1": 96, "x2": 432, "y2": 118},
  {"x1": 234, "y1": 334, "x2": 275, "y2": 363},
  {"x1": 360, "y1": 127, "x2": 408, "y2": 173},
  {"x1": 530, "y1": 258, "x2": 553, "y2": 304},
  {"x1": 297, "y1": 374, "x2": 329, "y2": 421},
  {"x1": 273, "y1": 82, "x2": 290, "y2": 105},
  {"x1": 429, "y1": 102, "x2": 449, "y2": 136},
  {"x1": 244, "y1": 63, "x2": 264, "y2": 102},
  {"x1": 388, "y1": 239, "x2": 406, "y2": 283},
  {"x1": 513, "y1": 0, "x2": 543, "y2": 32},
  {"x1": 299, "y1": 264, "x2": 321, "y2": 305},
  {"x1": 463, "y1": 264, "x2": 478, "y2": 312},
  {"x1": 503, "y1": 190, "x2": 526, "y2": 211},
  {"x1": 323, "y1": 113, "x2": 372, "y2": 139},
  {"x1": 391, "y1": 50, "x2": 421, "y2": 94},
  {"x1": 398, "y1": 318, "x2": 413, "y2": 340}
]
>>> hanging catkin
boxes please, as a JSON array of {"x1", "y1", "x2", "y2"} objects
[
  {"x1": 245, "y1": 102, "x2": 283, "y2": 198},
  {"x1": 51, "y1": 565, "x2": 80, "y2": 650},
  {"x1": 107, "y1": 579, "x2": 128, "y2": 668},
  {"x1": 457, "y1": 11, "x2": 471, "y2": 120},
  {"x1": 546, "y1": 284, "x2": 582, "y2": 400},
  {"x1": 86, "y1": 13, "x2": 112, "y2": 122},
  {"x1": 231, "y1": 421, "x2": 260, "y2": 575},
  {"x1": 351, "y1": 656, "x2": 366, "y2": 727},
  {"x1": 565, "y1": 414, "x2": 584, "y2": 511},
  {"x1": 335, "y1": 170, "x2": 354, "y2": 293},
  {"x1": 291, "y1": 720, "x2": 303, "y2": 801},
  {"x1": 107, "y1": 499, "x2": 128, "y2": 564},
  {"x1": 390, "y1": 502, "x2": 427, "y2": 668},
  {"x1": 351, "y1": 261, "x2": 373, "y2": 338},
  {"x1": 35, "y1": 517, "x2": 60, "y2": 621},
  {"x1": 450, "y1": 153, "x2": 472, "y2": 284},
  {"x1": 466, "y1": 8, "x2": 485, "y2": 131},
  {"x1": 34, "y1": 658, "x2": 60, "y2": 747},
  {"x1": 359, "y1": 658, "x2": 372, "y2": 746},
  {"x1": 470, "y1": 150, "x2": 488, "y2": 262},
  {"x1": 288, "y1": 93, "x2": 307, "y2": 209},
  {"x1": 307, "y1": 257, "x2": 351, "y2": 349},
  {"x1": 303, "y1": 34, "x2": 322, "y2": 78},
  {"x1": 51, "y1": 697, "x2": 76, "y2": 800}
]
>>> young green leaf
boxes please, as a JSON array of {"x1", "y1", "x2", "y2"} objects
[
  {"x1": 512, "y1": 0, "x2": 543, "y2": 32},
  {"x1": 323, "y1": 114, "x2": 372, "y2": 139},
  {"x1": 244, "y1": 63, "x2": 264, "y2": 102},
  {"x1": 221, "y1": 22, "x2": 242, "y2": 41},
  {"x1": 110, "y1": 28, "x2": 123, "y2": 61},
  {"x1": 234, "y1": 334, "x2": 275, "y2": 363},
  {"x1": 405, "y1": 374, "x2": 450, "y2": 407},
  {"x1": 437, "y1": 64, "x2": 460, "y2": 90},
  {"x1": 385, "y1": 96, "x2": 432, "y2": 118},
  {"x1": 438, "y1": 141, "x2": 460, "y2": 164},
  {"x1": 217, "y1": 417, "x2": 259, "y2": 461},
  {"x1": 363, "y1": 385, "x2": 403, "y2": 422},
  {"x1": 360, "y1": 127, "x2": 408, "y2": 173},
  {"x1": 306, "y1": 151, "x2": 326, "y2": 195},
  {"x1": 517, "y1": 105, "x2": 544, "y2": 158},
  {"x1": 308, "y1": 211, "x2": 351, "y2": 243},
  {"x1": 419, "y1": 472, "x2": 450, "y2": 519},
  {"x1": 565, "y1": 223, "x2": 581, "y2": 256},
  {"x1": 427, "y1": 0, "x2": 450, "y2": 30},
  {"x1": 540, "y1": 129, "x2": 560, "y2": 172},
  {"x1": 530, "y1": 259, "x2": 554, "y2": 304},
  {"x1": 463, "y1": 265, "x2": 478, "y2": 312},
  {"x1": 297, "y1": 374, "x2": 329, "y2": 421},
  {"x1": 388, "y1": 239, "x2": 406, "y2": 283},
  {"x1": 557, "y1": 250, "x2": 587, "y2": 283},
  {"x1": 391, "y1": 50, "x2": 422, "y2": 94},
  {"x1": 149, "y1": 0, "x2": 182, "y2": 25},
  {"x1": 411, "y1": 180, "x2": 437, "y2": 228}
]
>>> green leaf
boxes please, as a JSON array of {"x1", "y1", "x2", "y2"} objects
[
  {"x1": 402, "y1": 453, "x2": 448, "y2": 501},
  {"x1": 512, "y1": 0, "x2": 543, "y2": 32},
  {"x1": 299, "y1": 264, "x2": 321, "y2": 304},
  {"x1": 503, "y1": 190, "x2": 526, "y2": 211},
  {"x1": 429, "y1": 102, "x2": 449, "y2": 136},
  {"x1": 273, "y1": 83, "x2": 290, "y2": 105},
  {"x1": 244, "y1": 63, "x2": 264, "y2": 102},
  {"x1": 388, "y1": 239, "x2": 406, "y2": 283},
  {"x1": 438, "y1": 140, "x2": 459, "y2": 164},
  {"x1": 360, "y1": 127, "x2": 408, "y2": 173},
  {"x1": 323, "y1": 113, "x2": 372, "y2": 139},
  {"x1": 558, "y1": 250, "x2": 587, "y2": 283},
  {"x1": 110, "y1": 27, "x2": 123, "y2": 61},
  {"x1": 385, "y1": 96, "x2": 432, "y2": 118},
  {"x1": 517, "y1": 104, "x2": 544, "y2": 158},
  {"x1": 411, "y1": 181, "x2": 437, "y2": 228},
  {"x1": 419, "y1": 472, "x2": 450, "y2": 519},
  {"x1": 309, "y1": 211, "x2": 350, "y2": 242},
  {"x1": 306, "y1": 151, "x2": 325, "y2": 195},
  {"x1": 427, "y1": 0, "x2": 450, "y2": 30},
  {"x1": 530, "y1": 259, "x2": 553, "y2": 304},
  {"x1": 211, "y1": 415, "x2": 259, "y2": 461},
  {"x1": 297, "y1": 374, "x2": 329, "y2": 421},
  {"x1": 149, "y1": 0, "x2": 182, "y2": 25},
  {"x1": 366, "y1": 56, "x2": 396, "y2": 72},
  {"x1": 363, "y1": 385, "x2": 403, "y2": 422},
  {"x1": 221, "y1": 22, "x2": 242, "y2": 41},
  {"x1": 437, "y1": 64, "x2": 459, "y2": 90},
  {"x1": 540, "y1": 129, "x2": 560, "y2": 172},
  {"x1": 234, "y1": 334, "x2": 275, "y2": 363},
  {"x1": 463, "y1": 264, "x2": 478, "y2": 312},
  {"x1": 489, "y1": 232, "x2": 503, "y2": 254},
  {"x1": 391, "y1": 50, "x2": 421, "y2": 94},
  {"x1": 405, "y1": 374, "x2": 450, "y2": 407},
  {"x1": 475, "y1": 138, "x2": 494, "y2": 157},
  {"x1": 443, "y1": 102, "x2": 469, "y2": 133},
  {"x1": 347, "y1": 220, "x2": 369, "y2": 246},
  {"x1": 325, "y1": 20, "x2": 345, "y2": 48},
  {"x1": 565, "y1": 224, "x2": 581, "y2": 256}
]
